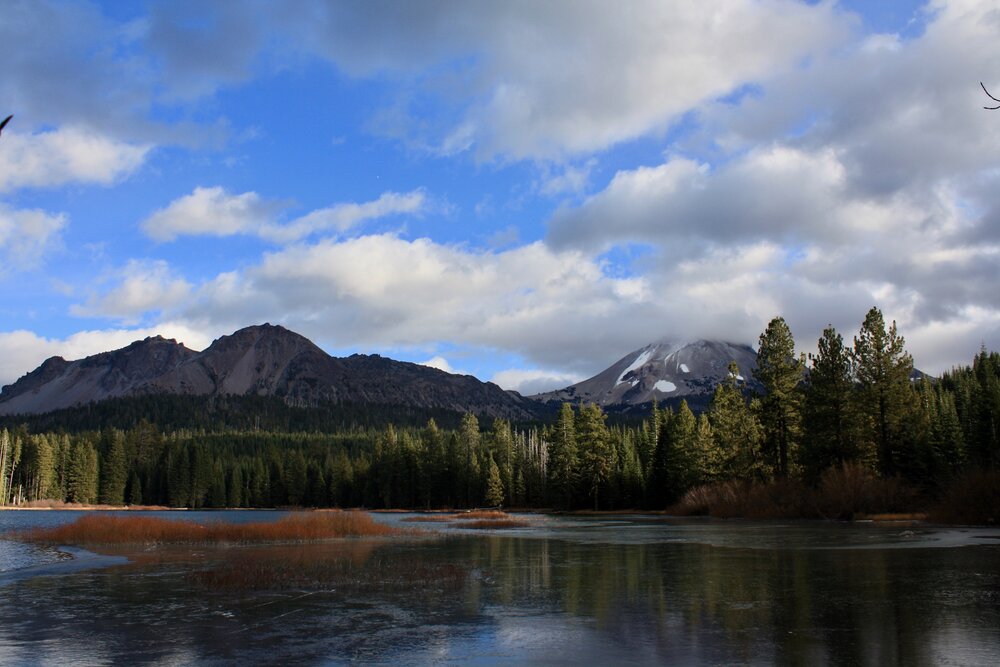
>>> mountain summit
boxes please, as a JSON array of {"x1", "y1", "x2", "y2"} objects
[
  {"x1": 533, "y1": 340, "x2": 761, "y2": 409},
  {"x1": 0, "y1": 324, "x2": 535, "y2": 419}
]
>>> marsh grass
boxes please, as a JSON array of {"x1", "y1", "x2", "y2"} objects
[
  {"x1": 22, "y1": 511, "x2": 408, "y2": 547},
  {"x1": 457, "y1": 518, "x2": 531, "y2": 529},
  {"x1": 453, "y1": 510, "x2": 509, "y2": 520}
]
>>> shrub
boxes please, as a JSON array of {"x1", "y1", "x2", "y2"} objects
[{"x1": 932, "y1": 469, "x2": 1000, "y2": 525}]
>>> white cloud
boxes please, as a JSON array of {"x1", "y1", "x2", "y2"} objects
[
  {"x1": 141, "y1": 187, "x2": 277, "y2": 241},
  {"x1": 0, "y1": 127, "x2": 150, "y2": 193},
  {"x1": 142, "y1": 186, "x2": 427, "y2": 243},
  {"x1": 0, "y1": 204, "x2": 66, "y2": 272},
  {"x1": 537, "y1": 159, "x2": 597, "y2": 197},
  {"x1": 419, "y1": 356, "x2": 466, "y2": 376},
  {"x1": 0, "y1": 324, "x2": 214, "y2": 387},
  {"x1": 138, "y1": 0, "x2": 851, "y2": 161},
  {"x1": 491, "y1": 368, "x2": 586, "y2": 396},
  {"x1": 70, "y1": 260, "x2": 193, "y2": 324}
]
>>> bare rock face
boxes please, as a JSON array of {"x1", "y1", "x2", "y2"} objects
[
  {"x1": 0, "y1": 324, "x2": 535, "y2": 419},
  {"x1": 532, "y1": 340, "x2": 761, "y2": 407}
]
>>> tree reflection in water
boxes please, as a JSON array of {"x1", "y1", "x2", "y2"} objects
[{"x1": 0, "y1": 527, "x2": 998, "y2": 665}]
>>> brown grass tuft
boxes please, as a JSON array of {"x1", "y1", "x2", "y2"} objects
[
  {"x1": 453, "y1": 510, "x2": 509, "y2": 520},
  {"x1": 22, "y1": 511, "x2": 410, "y2": 546}
]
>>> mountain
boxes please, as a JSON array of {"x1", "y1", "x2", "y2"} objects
[
  {"x1": 533, "y1": 340, "x2": 761, "y2": 410},
  {"x1": 0, "y1": 324, "x2": 537, "y2": 419}
]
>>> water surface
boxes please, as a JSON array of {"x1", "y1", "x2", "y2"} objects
[{"x1": 1, "y1": 511, "x2": 997, "y2": 665}]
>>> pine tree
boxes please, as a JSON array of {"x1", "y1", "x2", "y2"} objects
[
  {"x1": 459, "y1": 413, "x2": 481, "y2": 508},
  {"x1": 485, "y1": 453, "x2": 504, "y2": 508},
  {"x1": 707, "y1": 362, "x2": 763, "y2": 480},
  {"x1": 852, "y1": 307, "x2": 914, "y2": 477},
  {"x1": 576, "y1": 403, "x2": 612, "y2": 510},
  {"x1": 490, "y1": 419, "x2": 515, "y2": 505},
  {"x1": 754, "y1": 316, "x2": 803, "y2": 478},
  {"x1": 547, "y1": 403, "x2": 578, "y2": 508},
  {"x1": 67, "y1": 439, "x2": 99, "y2": 504},
  {"x1": 99, "y1": 430, "x2": 128, "y2": 505},
  {"x1": 801, "y1": 326, "x2": 859, "y2": 479}
]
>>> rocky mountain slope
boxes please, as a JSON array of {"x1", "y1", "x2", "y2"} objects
[
  {"x1": 0, "y1": 324, "x2": 536, "y2": 419},
  {"x1": 533, "y1": 340, "x2": 761, "y2": 409}
]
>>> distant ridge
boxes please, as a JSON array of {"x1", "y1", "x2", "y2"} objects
[{"x1": 0, "y1": 324, "x2": 537, "y2": 419}]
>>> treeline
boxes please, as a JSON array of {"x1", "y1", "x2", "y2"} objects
[
  {"x1": 0, "y1": 307, "x2": 997, "y2": 511},
  {"x1": 0, "y1": 393, "x2": 493, "y2": 435}
]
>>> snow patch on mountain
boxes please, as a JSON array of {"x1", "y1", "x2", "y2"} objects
[
  {"x1": 616, "y1": 348, "x2": 653, "y2": 385},
  {"x1": 654, "y1": 380, "x2": 677, "y2": 393}
]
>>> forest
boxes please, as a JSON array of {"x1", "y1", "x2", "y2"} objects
[{"x1": 1, "y1": 307, "x2": 998, "y2": 520}]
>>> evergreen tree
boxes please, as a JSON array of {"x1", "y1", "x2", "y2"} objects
[
  {"x1": 459, "y1": 413, "x2": 481, "y2": 508},
  {"x1": 99, "y1": 430, "x2": 128, "y2": 505},
  {"x1": 490, "y1": 419, "x2": 515, "y2": 505},
  {"x1": 485, "y1": 453, "x2": 505, "y2": 507},
  {"x1": 547, "y1": 403, "x2": 578, "y2": 508},
  {"x1": 66, "y1": 439, "x2": 99, "y2": 504},
  {"x1": 754, "y1": 316, "x2": 803, "y2": 478},
  {"x1": 801, "y1": 326, "x2": 859, "y2": 479},
  {"x1": 576, "y1": 403, "x2": 612, "y2": 510},
  {"x1": 707, "y1": 362, "x2": 763, "y2": 480},
  {"x1": 650, "y1": 400, "x2": 699, "y2": 506},
  {"x1": 852, "y1": 307, "x2": 914, "y2": 477}
]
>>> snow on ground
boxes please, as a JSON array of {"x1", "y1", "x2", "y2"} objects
[
  {"x1": 679, "y1": 363, "x2": 690, "y2": 373},
  {"x1": 616, "y1": 348, "x2": 653, "y2": 385},
  {"x1": 654, "y1": 380, "x2": 677, "y2": 393}
]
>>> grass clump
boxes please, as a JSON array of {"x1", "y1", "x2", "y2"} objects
[
  {"x1": 23, "y1": 511, "x2": 408, "y2": 547},
  {"x1": 453, "y1": 510, "x2": 509, "y2": 520}
]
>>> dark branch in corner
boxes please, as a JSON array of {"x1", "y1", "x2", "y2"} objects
[
  {"x1": 982, "y1": 82, "x2": 1000, "y2": 110},
  {"x1": 0, "y1": 115, "x2": 12, "y2": 137}
]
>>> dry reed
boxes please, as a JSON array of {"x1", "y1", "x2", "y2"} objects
[
  {"x1": 453, "y1": 510, "x2": 509, "y2": 520},
  {"x1": 22, "y1": 511, "x2": 408, "y2": 546}
]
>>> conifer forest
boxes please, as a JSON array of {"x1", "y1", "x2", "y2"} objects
[{"x1": 2, "y1": 307, "x2": 998, "y2": 517}]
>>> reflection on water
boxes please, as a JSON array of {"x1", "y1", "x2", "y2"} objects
[{"x1": 0, "y1": 513, "x2": 998, "y2": 665}]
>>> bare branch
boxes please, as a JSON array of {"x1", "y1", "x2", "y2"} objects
[
  {"x1": 0, "y1": 115, "x2": 12, "y2": 137},
  {"x1": 981, "y1": 82, "x2": 1000, "y2": 110}
]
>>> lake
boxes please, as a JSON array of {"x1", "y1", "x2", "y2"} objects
[{"x1": 1, "y1": 510, "x2": 998, "y2": 665}]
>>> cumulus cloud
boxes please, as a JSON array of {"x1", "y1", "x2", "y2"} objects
[
  {"x1": 0, "y1": 127, "x2": 150, "y2": 193},
  {"x1": 0, "y1": 204, "x2": 66, "y2": 272},
  {"x1": 490, "y1": 368, "x2": 586, "y2": 395},
  {"x1": 0, "y1": 323, "x2": 215, "y2": 387},
  {"x1": 125, "y1": 0, "x2": 853, "y2": 161},
  {"x1": 142, "y1": 186, "x2": 427, "y2": 243},
  {"x1": 70, "y1": 260, "x2": 193, "y2": 325},
  {"x1": 419, "y1": 356, "x2": 468, "y2": 376},
  {"x1": 539, "y1": 1, "x2": 1000, "y2": 376}
]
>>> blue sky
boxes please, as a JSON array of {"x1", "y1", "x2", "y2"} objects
[{"x1": 2, "y1": 0, "x2": 999, "y2": 394}]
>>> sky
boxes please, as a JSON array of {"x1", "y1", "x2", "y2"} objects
[{"x1": 1, "y1": 0, "x2": 999, "y2": 396}]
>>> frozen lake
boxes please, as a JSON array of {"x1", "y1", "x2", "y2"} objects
[{"x1": 1, "y1": 510, "x2": 999, "y2": 665}]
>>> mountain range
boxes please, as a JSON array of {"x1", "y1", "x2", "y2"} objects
[
  {"x1": 0, "y1": 324, "x2": 765, "y2": 419},
  {"x1": 0, "y1": 324, "x2": 537, "y2": 419}
]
